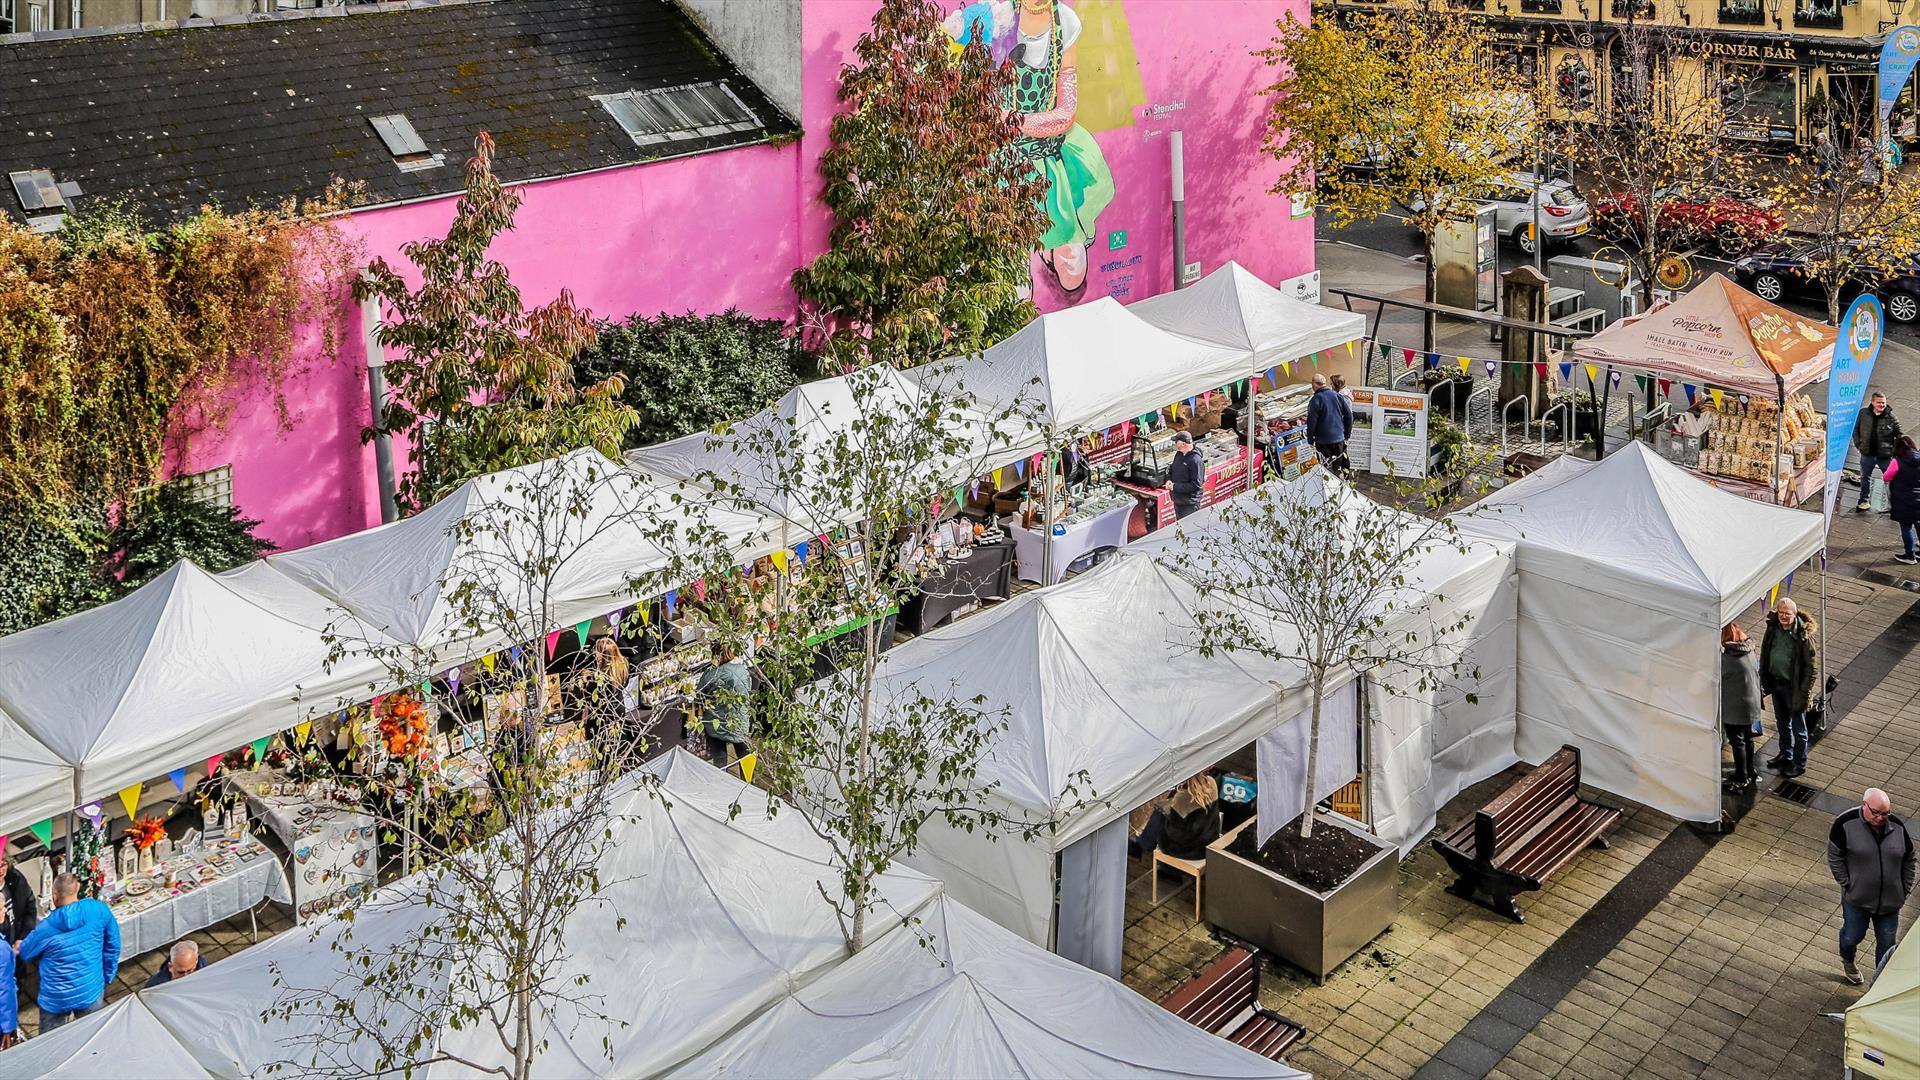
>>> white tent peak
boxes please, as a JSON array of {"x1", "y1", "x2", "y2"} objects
[{"x1": 1132, "y1": 260, "x2": 1365, "y2": 369}]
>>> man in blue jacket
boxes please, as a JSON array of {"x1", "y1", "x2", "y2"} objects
[
  {"x1": 1305, "y1": 373, "x2": 1354, "y2": 475},
  {"x1": 15, "y1": 872, "x2": 119, "y2": 1032}
]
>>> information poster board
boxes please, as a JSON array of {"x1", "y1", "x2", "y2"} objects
[
  {"x1": 1369, "y1": 391, "x2": 1429, "y2": 477},
  {"x1": 1348, "y1": 388, "x2": 1376, "y2": 471}
]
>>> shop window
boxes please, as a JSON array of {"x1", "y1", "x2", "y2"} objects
[
  {"x1": 136, "y1": 465, "x2": 234, "y2": 512},
  {"x1": 1496, "y1": 48, "x2": 1542, "y2": 88},
  {"x1": 1721, "y1": 63, "x2": 1799, "y2": 141},
  {"x1": 1717, "y1": 0, "x2": 1765, "y2": 22},
  {"x1": 1610, "y1": 0, "x2": 1653, "y2": 16},
  {"x1": 1793, "y1": 0, "x2": 1843, "y2": 26},
  {"x1": 1520, "y1": 0, "x2": 1563, "y2": 11}
]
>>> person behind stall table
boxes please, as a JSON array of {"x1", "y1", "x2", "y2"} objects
[
  {"x1": 575, "y1": 637, "x2": 632, "y2": 765},
  {"x1": 1720, "y1": 623, "x2": 1761, "y2": 792},
  {"x1": 1306, "y1": 373, "x2": 1354, "y2": 475},
  {"x1": 1760, "y1": 597, "x2": 1817, "y2": 778},
  {"x1": 0, "y1": 849, "x2": 36, "y2": 948},
  {"x1": 145, "y1": 939, "x2": 199, "y2": 988},
  {"x1": 1855, "y1": 392, "x2": 1903, "y2": 513},
  {"x1": 16, "y1": 872, "x2": 118, "y2": 1033},
  {"x1": 693, "y1": 641, "x2": 752, "y2": 766},
  {"x1": 1165, "y1": 431, "x2": 1205, "y2": 521},
  {"x1": 1155, "y1": 774, "x2": 1222, "y2": 860},
  {"x1": 1881, "y1": 436, "x2": 1920, "y2": 565},
  {"x1": 1062, "y1": 435, "x2": 1092, "y2": 488}
]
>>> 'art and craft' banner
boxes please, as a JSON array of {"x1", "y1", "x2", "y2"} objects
[
  {"x1": 1825, "y1": 293, "x2": 1886, "y2": 528},
  {"x1": 1880, "y1": 26, "x2": 1920, "y2": 130}
]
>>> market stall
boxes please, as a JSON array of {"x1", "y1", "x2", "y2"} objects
[
  {"x1": 227, "y1": 769, "x2": 378, "y2": 920},
  {"x1": 1133, "y1": 259, "x2": 1366, "y2": 374},
  {"x1": 1111, "y1": 427, "x2": 1267, "y2": 534},
  {"x1": 1571, "y1": 273, "x2": 1835, "y2": 505},
  {"x1": 0, "y1": 752, "x2": 1294, "y2": 1080},
  {"x1": 1452, "y1": 442, "x2": 1824, "y2": 823},
  {"x1": 1010, "y1": 494, "x2": 1134, "y2": 586},
  {"x1": 1131, "y1": 471, "x2": 1521, "y2": 855},
  {"x1": 897, "y1": 531, "x2": 1015, "y2": 635}
]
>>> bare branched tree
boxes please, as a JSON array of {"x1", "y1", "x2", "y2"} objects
[
  {"x1": 1758, "y1": 116, "x2": 1920, "y2": 325},
  {"x1": 267, "y1": 452, "x2": 680, "y2": 1079}
]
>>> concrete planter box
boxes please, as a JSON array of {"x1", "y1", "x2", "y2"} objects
[{"x1": 1203, "y1": 813, "x2": 1398, "y2": 982}]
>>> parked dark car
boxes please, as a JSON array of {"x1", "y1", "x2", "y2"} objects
[{"x1": 1732, "y1": 246, "x2": 1920, "y2": 324}]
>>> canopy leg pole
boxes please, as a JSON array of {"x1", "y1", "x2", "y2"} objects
[
  {"x1": 1041, "y1": 449, "x2": 1056, "y2": 586},
  {"x1": 1820, "y1": 547, "x2": 1829, "y2": 731},
  {"x1": 1246, "y1": 383, "x2": 1258, "y2": 492},
  {"x1": 1597, "y1": 365, "x2": 1612, "y2": 460},
  {"x1": 1774, "y1": 376, "x2": 1787, "y2": 506}
]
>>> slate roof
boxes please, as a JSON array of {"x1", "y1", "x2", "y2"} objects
[{"x1": 0, "y1": 0, "x2": 794, "y2": 225}]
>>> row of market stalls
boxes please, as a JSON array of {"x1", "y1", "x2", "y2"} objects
[{"x1": 0, "y1": 750, "x2": 1302, "y2": 1079}]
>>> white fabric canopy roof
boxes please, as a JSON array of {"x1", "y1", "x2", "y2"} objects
[
  {"x1": 885, "y1": 554, "x2": 1314, "y2": 944},
  {"x1": 1132, "y1": 260, "x2": 1365, "y2": 370},
  {"x1": 1130, "y1": 471, "x2": 1520, "y2": 854},
  {"x1": 0, "y1": 560, "x2": 401, "y2": 824},
  {"x1": 937, "y1": 296, "x2": 1249, "y2": 435},
  {"x1": 1, "y1": 752, "x2": 1293, "y2": 1080},
  {"x1": 1452, "y1": 442, "x2": 1823, "y2": 822},
  {"x1": 0, "y1": 706, "x2": 76, "y2": 841},
  {"x1": 1571, "y1": 273, "x2": 1834, "y2": 396},
  {"x1": 668, "y1": 894, "x2": 1303, "y2": 1079},
  {"x1": 1847, "y1": 927, "x2": 1920, "y2": 1077},
  {"x1": 271, "y1": 447, "x2": 762, "y2": 659}
]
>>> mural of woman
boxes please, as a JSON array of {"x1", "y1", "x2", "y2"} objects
[{"x1": 948, "y1": 0, "x2": 1117, "y2": 301}]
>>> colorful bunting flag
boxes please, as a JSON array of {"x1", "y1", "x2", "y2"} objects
[
  {"x1": 738, "y1": 752, "x2": 758, "y2": 784},
  {"x1": 1559, "y1": 362, "x2": 1574, "y2": 382},
  {"x1": 771, "y1": 550, "x2": 789, "y2": 573},
  {"x1": 665, "y1": 589, "x2": 679, "y2": 616},
  {"x1": 1683, "y1": 383, "x2": 1698, "y2": 404},
  {"x1": 1457, "y1": 356, "x2": 1471, "y2": 374},
  {"x1": 1402, "y1": 348, "x2": 1416, "y2": 367},
  {"x1": 796, "y1": 540, "x2": 810, "y2": 565},
  {"x1": 1281, "y1": 360, "x2": 1293, "y2": 377},
  {"x1": 639, "y1": 604, "x2": 652, "y2": 625},
  {"x1": 575, "y1": 620, "x2": 591, "y2": 647},
  {"x1": 481, "y1": 653, "x2": 497, "y2": 673},
  {"x1": 1309, "y1": 351, "x2": 1320, "y2": 367},
  {"x1": 1345, "y1": 340, "x2": 1355, "y2": 357},
  {"x1": 1610, "y1": 369, "x2": 1622, "y2": 389},
  {"x1": 1769, "y1": 582, "x2": 1780, "y2": 608},
  {"x1": 1485, "y1": 361, "x2": 1497, "y2": 378},
  {"x1": 992, "y1": 468, "x2": 1004, "y2": 488},
  {"x1": 27, "y1": 819, "x2": 52, "y2": 849},
  {"x1": 420, "y1": 679, "x2": 432, "y2": 702},
  {"x1": 1709, "y1": 388, "x2": 1724, "y2": 409},
  {"x1": 1267, "y1": 367, "x2": 1277, "y2": 384},
  {"x1": 446, "y1": 667, "x2": 461, "y2": 695},
  {"x1": 1583, "y1": 364, "x2": 1598, "y2": 385},
  {"x1": 118, "y1": 782, "x2": 144, "y2": 820},
  {"x1": 294, "y1": 720, "x2": 313, "y2": 747},
  {"x1": 1658, "y1": 377, "x2": 1671, "y2": 397},
  {"x1": 693, "y1": 579, "x2": 708, "y2": 602},
  {"x1": 509, "y1": 645, "x2": 523, "y2": 666},
  {"x1": 1535, "y1": 362, "x2": 1549, "y2": 379},
  {"x1": 168, "y1": 768, "x2": 188, "y2": 793},
  {"x1": 207, "y1": 755, "x2": 223, "y2": 779},
  {"x1": 545, "y1": 630, "x2": 562, "y2": 659},
  {"x1": 252, "y1": 736, "x2": 271, "y2": 763}
]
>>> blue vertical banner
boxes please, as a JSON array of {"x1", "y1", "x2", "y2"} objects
[
  {"x1": 1880, "y1": 26, "x2": 1920, "y2": 131},
  {"x1": 1825, "y1": 293, "x2": 1885, "y2": 528}
]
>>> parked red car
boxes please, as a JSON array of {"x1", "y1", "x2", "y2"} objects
[{"x1": 1591, "y1": 185, "x2": 1785, "y2": 256}]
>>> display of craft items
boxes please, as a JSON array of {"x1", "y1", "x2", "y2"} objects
[
  {"x1": 377, "y1": 690, "x2": 432, "y2": 757},
  {"x1": 128, "y1": 816, "x2": 168, "y2": 851}
]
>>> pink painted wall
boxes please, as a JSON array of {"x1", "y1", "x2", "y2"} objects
[{"x1": 177, "y1": 0, "x2": 1311, "y2": 552}]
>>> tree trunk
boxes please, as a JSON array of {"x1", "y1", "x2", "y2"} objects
[
  {"x1": 1423, "y1": 232, "x2": 1440, "y2": 352},
  {"x1": 849, "y1": 539, "x2": 879, "y2": 955},
  {"x1": 1298, "y1": 675, "x2": 1325, "y2": 840}
]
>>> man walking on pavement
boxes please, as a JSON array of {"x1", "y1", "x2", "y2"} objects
[
  {"x1": 1306, "y1": 373, "x2": 1354, "y2": 475},
  {"x1": 1760, "y1": 597, "x2": 1817, "y2": 777},
  {"x1": 1855, "y1": 392, "x2": 1902, "y2": 512},
  {"x1": 1829, "y1": 788, "x2": 1915, "y2": 983}
]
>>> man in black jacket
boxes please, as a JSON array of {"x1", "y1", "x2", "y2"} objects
[
  {"x1": 1759, "y1": 598, "x2": 1817, "y2": 777},
  {"x1": 0, "y1": 850, "x2": 35, "y2": 948},
  {"x1": 1828, "y1": 788, "x2": 1915, "y2": 982},
  {"x1": 1166, "y1": 431, "x2": 1205, "y2": 522},
  {"x1": 1855, "y1": 393, "x2": 1903, "y2": 512},
  {"x1": 1305, "y1": 374, "x2": 1354, "y2": 475}
]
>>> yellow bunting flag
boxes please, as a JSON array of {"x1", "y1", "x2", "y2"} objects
[
  {"x1": 1457, "y1": 356, "x2": 1471, "y2": 373},
  {"x1": 738, "y1": 752, "x2": 758, "y2": 784},
  {"x1": 1710, "y1": 388, "x2": 1725, "y2": 409},
  {"x1": 294, "y1": 721, "x2": 313, "y2": 747},
  {"x1": 639, "y1": 604, "x2": 652, "y2": 625},
  {"x1": 1281, "y1": 361, "x2": 1293, "y2": 377},
  {"x1": 480, "y1": 653, "x2": 496, "y2": 673},
  {"x1": 1583, "y1": 363, "x2": 1598, "y2": 384},
  {"x1": 992, "y1": 468, "x2": 1003, "y2": 489},
  {"x1": 118, "y1": 782, "x2": 143, "y2": 820},
  {"x1": 1345, "y1": 340, "x2": 1355, "y2": 357},
  {"x1": 770, "y1": 550, "x2": 789, "y2": 573},
  {"x1": 1769, "y1": 582, "x2": 1781, "y2": 608}
]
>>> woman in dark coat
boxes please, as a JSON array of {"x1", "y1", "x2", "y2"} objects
[
  {"x1": 1884, "y1": 435, "x2": 1920, "y2": 565},
  {"x1": 1720, "y1": 623, "x2": 1761, "y2": 791}
]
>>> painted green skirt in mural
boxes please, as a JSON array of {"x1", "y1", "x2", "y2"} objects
[{"x1": 1028, "y1": 124, "x2": 1115, "y2": 250}]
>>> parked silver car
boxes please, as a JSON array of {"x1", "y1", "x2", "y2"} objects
[{"x1": 1409, "y1": 172, "x2": 1592, "y2": 255}]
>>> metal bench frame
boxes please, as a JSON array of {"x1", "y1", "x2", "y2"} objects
[{"x1": 1431, "y1": 744, "x2": 1621, "y2": 922}]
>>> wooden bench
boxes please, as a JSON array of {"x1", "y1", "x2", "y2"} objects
[
  {"x1": 1160, "y1": 947, "x2": 1305, "y2": 1061},
  {"x1": 1432, "y1": 744, "x2": 1621, "y2": 923}
]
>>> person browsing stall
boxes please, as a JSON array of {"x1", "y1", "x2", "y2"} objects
[
  {"x1": 694, "y1": 641, "x2": 753, "y2": 766},
  {"x1": 16, "y1": 872, "x2": 119, "y2": 1033},
  {"x1": 1760, "y1": 597, "x2": 1817, "y2": 778},
  {"x1": 1306, "y1": 373, "x2": 1354, "y2": 475},
  {"x1": 1165, "y1": 431, "x2": 1205, "y2": 521},
  {"x1": 0, "y1": 849, "x2": 35, "y2": 948},
  {"x1": 145, "y1": 939, "x2": 200, "y2": 988}
]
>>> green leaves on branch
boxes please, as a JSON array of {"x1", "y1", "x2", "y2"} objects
[{"x1": 572, "y1": 309, "x2": 800, "y2": 450}]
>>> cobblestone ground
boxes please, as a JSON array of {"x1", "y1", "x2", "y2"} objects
[{"x1": 1123, "y1": 438, "x2": 1920, "y2": 1080}]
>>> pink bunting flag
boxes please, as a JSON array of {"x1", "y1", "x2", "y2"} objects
[
  {"x1": 1402, "y1": 348, "x2": 1416, "y2": 367},
  {"x1": 207, "y1": 755, "x2": 222, "y2": 778},
  {"x1": 545, "y1": 630, "x2": 562, "y2": 659}
]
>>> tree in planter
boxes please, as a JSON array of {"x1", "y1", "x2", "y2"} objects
[
  {"x1": 357, "y1": 133, "x2": 636, "y2": 511},
  {"x1": 793, "y1": 0, "x2": 1048, "y2": 371},
  {"x1": 269, "y1": 453, "x2": 669, "y2": 1079},
  {"x1": 1260, "y1": 8, "x2": 1526, "y2": 350},
  {"x1": 636, "y1": 365, "x2": 1059, "y2": 952},
  {"x1": 572, "y1": 309, "x2": 799, "y2": 450},
  {"x1": 1161, "y1": 469, "x2": 1482, "y2": 843}
]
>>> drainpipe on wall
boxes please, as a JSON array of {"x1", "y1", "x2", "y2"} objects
[
  {"x1": 1171, "y1": 129, "x2": 1188, "y2": 290},
  {"x1": 360, "y1": 280, "x2": 400, "y2": 525}
]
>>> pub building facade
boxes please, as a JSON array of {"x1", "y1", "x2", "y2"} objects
[{"x1": 1321, "y1": 0, "x2": 1915, "y2": 150}]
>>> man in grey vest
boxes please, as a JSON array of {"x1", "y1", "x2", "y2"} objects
[{"x1": 1828, "y1": 788, "x2": 1916, "y2": 983}]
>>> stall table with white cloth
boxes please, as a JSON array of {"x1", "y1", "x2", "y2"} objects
[
  {"x1": 231, "y1": 770, "x2": 378, "y2": 920},
  {"x1": 103, "y1": 832, "x2": 290, "y2": 957},
  {"x1": 1012, "y1": 502, "x2": 1132, "y2": 586}
]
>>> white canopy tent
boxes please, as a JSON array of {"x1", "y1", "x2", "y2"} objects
[
  {"x1": 935, "y1": 296, "x2": 1250, "y2": 435},
  {"x1": 1130, "y1": 471, "x2": 1521, "y2": 855},
  {"x1": 270, "y1": 447, "x2": 765, "y2": 660},
  {"x1": 0, "y1": 752, "x2": 1297, "y2": 1080},
  {"x1": 877, "y1": 554, "x2": 1317, "y2": 973},
  {"x1": 1452, "y1": 442, "x2": 1824, "y2": 822},
  {"x1": 1846, "y1": 927, "x2": 1920, "y2": 1077},
  {"x1": 668, "y1": 894, "x2": 1305, "y2": 1079},
  {"x1": 0, "y1": 708, "x2": 76, "y2": 844},
  {"x1": 0, "y1": 559, "x2": 403, "y2": 831},
  {"x1": 1132, "y1": 260, "x2": 1366, "y2": 371}
]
